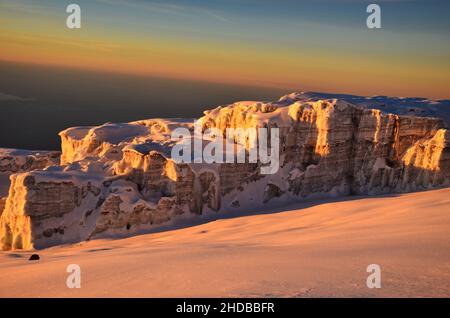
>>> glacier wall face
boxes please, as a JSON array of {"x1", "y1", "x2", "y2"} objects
[
  {"x1": 0, "y1": 149, "x2": 60, "y2": 197},
  {"x1": 199, "y1": 98, "x2": 448, "y2": 196},
  {"x1": 0, "y1": 149, "x2": 60, "y2": 249},
  {"x1": 1, "y1": 94, "x2": 449, "y2": 250}
]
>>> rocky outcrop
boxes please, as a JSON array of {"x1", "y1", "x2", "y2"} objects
[{"x1": 1, "y1": 93, "x2": 449, "y2": 250}]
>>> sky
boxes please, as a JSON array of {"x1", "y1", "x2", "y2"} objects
[{"x1": 1, "y1": 0, "x2": 450, "y2": 98}]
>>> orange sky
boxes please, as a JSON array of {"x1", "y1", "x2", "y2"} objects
[{"x1": 1, "y1": 0, "x2": 450, "y2": 98}]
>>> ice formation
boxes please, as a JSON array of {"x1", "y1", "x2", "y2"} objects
[{"x1": 1, "y1": 93, "x2": 449, "y2": 250}]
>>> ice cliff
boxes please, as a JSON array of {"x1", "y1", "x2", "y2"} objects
[{"x1": 1, "y1": 93, "x2": 449, "y2": 250}]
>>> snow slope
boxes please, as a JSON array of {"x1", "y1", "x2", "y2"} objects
[{"x1": 1, "y1": 187, "x2": 449, "y2": 297}]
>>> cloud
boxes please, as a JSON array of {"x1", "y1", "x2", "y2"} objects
[
  {"x1": 97, "y1": 0, "x2": 231, "y2": 22},
  {"x1": 0, "y1": 32, "x2": 122, "y2": 53},
  {"x1": 0, "y1": 92, "x2": 36, "y2": 102},
  {"x1": 0, "y1": 0, "x2": 57, "y2": 16}
]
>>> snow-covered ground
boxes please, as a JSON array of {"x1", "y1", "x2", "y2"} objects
[
  {"x1": 1, "y1": 187, "x2": 449, "y2": 298},
  {"x1": 279, "y1": 91, "x2": 450, "y2": 127}
]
